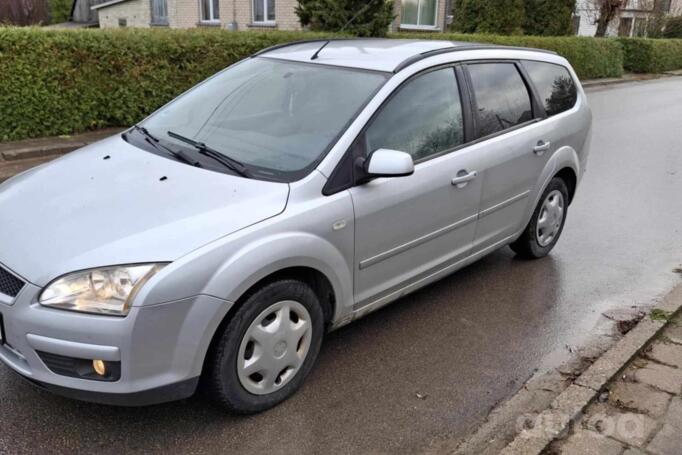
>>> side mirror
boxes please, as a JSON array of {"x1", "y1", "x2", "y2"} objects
[{"x1": 364, "y1": 149, "x2": 414, "y2": 178}]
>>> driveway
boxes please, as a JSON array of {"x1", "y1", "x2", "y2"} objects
[{"x1": 1, "y1": 78, "x2": 681, "y2": 454}]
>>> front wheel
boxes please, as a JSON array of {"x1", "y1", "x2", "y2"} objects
[
  {"x1": 510, "y1": 177, "x2": 569, "y2": 259},
  {"x1": 205, "y1": 279, "x2": 324, "y2": 413}
]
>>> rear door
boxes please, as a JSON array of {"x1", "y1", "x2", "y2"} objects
[
  {"x1": 463, "y1": 61, "x2": 552, "y2": 251},
  {"x1": 520, "y1": 59, "x2": 581, "y2": 178}
]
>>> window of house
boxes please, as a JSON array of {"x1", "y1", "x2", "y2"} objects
[
  {"x1": 467, "y1": 63, "x2": 533, "y2": 138},
  {"x1": 200, "y1": 0, "x2": 219, "y2": 22},
  {"x1": 522, "y1": 61, "x2": 577, "y2": 117},
  {"x1": 253, "y1": 0, "x2": 275, "y2": 23},
  {"x1": 365, "y1": 68, "x2": 464, "y2": 162},
  {"x1": 151, "y1": 0, "x2": 168, "y2": 25},
  {"x1": 401, "y1": 0, "x2": 438, "y2": 28}
]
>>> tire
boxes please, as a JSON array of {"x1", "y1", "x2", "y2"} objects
[
  {"x1": 510, "y1": 177, "x2": 569, "y2": 259},
  {"x1": 205, "y1": 279, "x2": 324, "y2": 414}
]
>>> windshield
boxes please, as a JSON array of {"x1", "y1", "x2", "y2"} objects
[{"x1": 139, "y1": 58, "x2": 388, "y2": 181}]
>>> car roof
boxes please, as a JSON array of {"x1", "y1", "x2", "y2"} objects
[{"x1": 255, "y1": 38, "x2": 556, "y2": 73}]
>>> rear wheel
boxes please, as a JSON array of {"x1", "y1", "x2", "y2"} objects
[
  {"x1": 510, "y1": 177, "x2": 569, "y2": 259},
  {"x1": 205, "y1": 279, "x2": 324, "y2": 413}
]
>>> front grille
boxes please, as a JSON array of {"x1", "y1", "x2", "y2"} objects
[{"x1": 0, "y1": 265, "x2": 25, "y2": 298}]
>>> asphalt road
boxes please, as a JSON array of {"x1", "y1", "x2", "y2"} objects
[{"x1": 1, "y1": 78, "x2": 682, "y2": 455}]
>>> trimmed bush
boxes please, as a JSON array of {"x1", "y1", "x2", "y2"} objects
[
  {"x1": 0, "y1": 28, "x2": 338, "y2": 142},
  {"x1": 391, "y1": 32, "x2": 624, "y2": 80},
  {"x1": 618, "y1": 38, "x2": 682, "y2": 73},
  {"x1": 452, "y1": 0, "x2": 525, "y2": 35},
  {"x1": 523, "y1": 0, "x2": 576, "y2": 36}
]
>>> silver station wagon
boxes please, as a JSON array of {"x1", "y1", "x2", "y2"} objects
[{"x1": 0, "y1": 39, "x2": 591, "y2": 413}]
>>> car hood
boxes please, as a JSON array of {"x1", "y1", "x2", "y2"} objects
[{"x1": 0, "y1": 135, "x2": 290, "y2": 286}]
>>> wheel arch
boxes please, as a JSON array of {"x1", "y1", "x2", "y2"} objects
[
  {"x1": 231, "y1": 266, "x2": 337, "y2": 327},
  {"x1": 555, "y1": 167, "x2": 577, "y2": 204},
  {"x1": 536, "y1": 145, "x2": 580, "y2": 208}
]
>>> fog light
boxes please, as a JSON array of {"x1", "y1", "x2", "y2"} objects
[{"x1": 93, "y1": 359, "x2": 106, "y2": 376}]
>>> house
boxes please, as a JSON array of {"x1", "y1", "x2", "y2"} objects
[
  {"x1": 574, "y1": 0, "x2": 682, "y2": 37},
  {"x1": 91, "y1": 0, "x2": 452, "y2": 32}
]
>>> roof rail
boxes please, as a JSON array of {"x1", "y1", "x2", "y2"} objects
[
  {"x1": 393, "y1": 44, "x2": 558, "y2": 73},
  {"x1": 252, "y1": 39, "x2": 331, "y2": 57},
  {"x1": 252, "y1": 37, "x2": 386, "y2": 57}
]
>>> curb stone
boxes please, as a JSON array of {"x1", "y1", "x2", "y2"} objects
[
  {"x1": 499, "y1": 283, "x2": 682, "y2": 455},
  {"x1": 582, "y1": 72, "x2": 681, "y2": 89}
]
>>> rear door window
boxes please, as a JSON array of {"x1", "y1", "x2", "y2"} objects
[
  {"x1": 522, "y1": 61, "x2": 578, "y2": 117},
  {"x1": 467, "y1": 63, "x2": 533, "y2": 138}
]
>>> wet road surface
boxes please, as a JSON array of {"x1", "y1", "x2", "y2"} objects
[{"x1": 1, "y1": 78, "x2": 682, "y2": 454}]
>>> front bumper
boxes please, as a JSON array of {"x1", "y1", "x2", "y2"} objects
[
  {"x1": 0, "y1": 282, "x2": 232, "y2": 406},
  {"x1": 18, "y1": 373, "x2": 199, "y2": 406}
]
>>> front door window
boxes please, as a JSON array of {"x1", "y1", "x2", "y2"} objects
[{"x1": 365, "y1": 68, "x2": 464, "y2": 162}]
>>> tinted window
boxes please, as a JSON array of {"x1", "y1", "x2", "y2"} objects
[
  {"x1": 523, "y1": 61, "x2": 577, "y2": 117},
  {"x1": 468, "y1": 63, "x2": 533, "y2": 138},
  {"x1": 366, "y1": 68, "x2": 464, "y2": 162}
]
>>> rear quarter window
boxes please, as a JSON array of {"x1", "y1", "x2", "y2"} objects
[{"x1": 522, "y1": 61, "x2": 578, "y2": 117}]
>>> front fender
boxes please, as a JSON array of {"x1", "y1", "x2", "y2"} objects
[{"x1": 203, "y1": 232, "x2": 353, "y2": 322}]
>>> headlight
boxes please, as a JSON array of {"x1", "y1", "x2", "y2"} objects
[{"x1": 39, "y1": 264, "x2": 166, "y2": 316}]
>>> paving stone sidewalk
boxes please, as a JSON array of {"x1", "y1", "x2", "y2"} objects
[{"x1": 547, "y1": 313, "x2": 682, "y2": 455}]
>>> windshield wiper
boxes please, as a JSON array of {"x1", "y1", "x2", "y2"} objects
[
  {"x1": 133, "y1": 125, "x2": 202, "y2": 167},
  {"x1": 167, "y1": 130, "x2": 251, "y2": 178}
]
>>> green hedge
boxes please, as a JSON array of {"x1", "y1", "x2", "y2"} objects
[
  {"x1": 391, "y1": 32, "x2": 624, "y2": 80},
  {"x1": 618, "y1": 38, "x2": 682, "y2": 73},
  {"x1": 0, "y1": 28, "x2": 337, "y2": 142},
  {"x1": 2, "y1": 27, "x2": 681, "y2": 143}
]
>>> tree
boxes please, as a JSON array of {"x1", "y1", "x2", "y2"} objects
[
  {"x1": 452, "y1": 0, "x2": 525, "y2": 34},
  {"x1": 0, "y1": 0, "x2": 49, "y2": 25},
  {"x1": 524, "y1": 0, "x2": 576, "y2": 36},
  {"x1": 47, "y1": 0, "x2": 72, "y2": 23},
  {"x1": 592, "y1": 0, "x2": 626, "y2": 37},
  {"x1": 295, "y1": 0, "x2": 395, "y2": 37},
  {"x1": 663, "y1": 15, "x2": 682, "y2": 37}
]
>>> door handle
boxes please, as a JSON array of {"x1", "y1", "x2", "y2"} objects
[
  {"x1": 451, "y1": 170, "x2": 478, "y2": 189},
  {"x1": 533, "y1": 141, "x2": 551, "y2": 156}
]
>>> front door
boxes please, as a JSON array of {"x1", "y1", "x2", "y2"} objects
[{"x1": 349, "y1": 67, "x2": 483, "y2": 307}]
